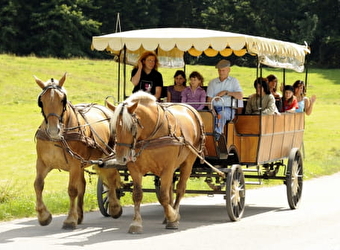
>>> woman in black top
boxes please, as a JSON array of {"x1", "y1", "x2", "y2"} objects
[{"x1": 131, "y1": 51, "x2": 163, "y2": 100}]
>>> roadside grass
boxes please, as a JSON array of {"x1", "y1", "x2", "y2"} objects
[{"x1": 0, "y1": 54, "x2": 339, "y2": 222}]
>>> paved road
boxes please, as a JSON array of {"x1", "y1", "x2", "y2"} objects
[{"x1": 1, "y1": 173, "x2": 339, "y2": 250}]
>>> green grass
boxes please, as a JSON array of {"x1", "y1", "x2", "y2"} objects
[{"x1": 0, "y1": 54, "x2": 339, "y2": 221}]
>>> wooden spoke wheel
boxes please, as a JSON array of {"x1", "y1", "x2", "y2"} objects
[
  {"x1": 97, "y1": 177, "x2": 110, "y2": 217},
  {"x1": 225, "y1": 164, "x2": 246, "y2": 221},
  {"x1": 286, "y1": 148, "x2": 303, "y2": 209}
]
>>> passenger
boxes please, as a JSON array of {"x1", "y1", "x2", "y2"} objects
[
  {"x1": 167, "y1": 70, "x2": 186, "y2": 102},
  {"x1": 181, "y1": 71, "x2": 206, "y2": 110},
  {"x1": 207, "y1": 59, "x2": 243, "y2": 137},
  {"x1": 293, "y1": 80, "x2": 316, "y2": 115},
  {"x1": 267, "y1": 74, "x2": 282, "y2": 110},
  {"x1": 245, "y1": 77, "x2": 278, "y2": 115},
  {"x1": 281, "y1": 85, "x2": 298, "y2": 112},
  {"x1": 266, "y1": 74, "x2": 282, "y2": 98},
  {"x1": 131, "y1": 51, "x2": 163, "y2": 100}
]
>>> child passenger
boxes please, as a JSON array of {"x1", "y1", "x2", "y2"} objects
[
  {"x1": 181, "y1": 71, "x2": 206, "y2": 110},
  {"x1": 167, "y1": 70, "x2": 186, "y2": 102},
  {"x1": 282, "y1": 85, "x2": 298, "y2": 112},
  {"x1": 245, "y1": 77, "x2": 278, "y2": 115}
]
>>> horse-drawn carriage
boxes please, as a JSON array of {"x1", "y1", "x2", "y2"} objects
[
  {"x1": 91, "y1": 28, "x2": 309, "y2": 225},
  {"x1": 34, "y1": 28, "x2": 309, "y2": 232}
]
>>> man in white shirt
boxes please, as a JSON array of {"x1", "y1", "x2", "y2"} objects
[{"x1": 207, "y1": 60, "x2": 243, "y2": 138}]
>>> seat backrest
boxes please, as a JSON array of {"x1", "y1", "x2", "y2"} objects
[{"x1": 161, "y1": 86, "x2": 168, "y2": 99}]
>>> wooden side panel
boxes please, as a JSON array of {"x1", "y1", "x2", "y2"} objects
[
  {"x1": 292, "y1": 112, "x2": 305, "y2": 149},
  {"x1": 269, "y1": 115, "x2": 285, "y2": 160},
  {"x1": 239, "y1": 136, "x2": 259, "y2": 163},
  {"x1": 199, "y1": 111, "x2": 217, "y2": 157},
  {"x1": 201, "y1": 111, "x2": 305, "y2": 164},
  {"x1": 199, "y1": 111, "x2": 214, "y2": 133},
  {"x1": 284, "y1": 113, "x2": 296, "y2": 131},
  {"x1": 270, "y1": 133, "x2": 284, "y2": 160},
  {"x1": 234, "y1": 115, "x2": 260, "y2": 134},
  {"x1": 261, "y1": 115, "x2": 274, "y2": 134},
  {"x1": 257, "y1": 134, "x2": 272, "y2": 162},
  {"x1": 233, "y1": 115, "x2": 261, "y2": 163}
]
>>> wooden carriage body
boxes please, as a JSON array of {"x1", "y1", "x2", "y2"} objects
[{"x1": 200, "y1": 110, "x2": 305, "y2": 166}]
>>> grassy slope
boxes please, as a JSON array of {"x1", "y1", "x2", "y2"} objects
[{"x1": 0, "y1": 54, "x2": 339, "y2": 221}]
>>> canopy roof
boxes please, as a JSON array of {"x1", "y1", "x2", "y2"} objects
[{"x1": 92, "y1": 28, "x2": 310, "y2": 72}]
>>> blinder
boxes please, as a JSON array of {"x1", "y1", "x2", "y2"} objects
[{"x1": 38, "y1": 83, "x2": 68, "y2": 123}]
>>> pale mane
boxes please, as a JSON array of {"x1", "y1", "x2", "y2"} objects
[{"x1": 110, "y1": 91, "x2": 156, "y2": 133}]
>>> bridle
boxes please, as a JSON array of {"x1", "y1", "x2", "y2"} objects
[
  {"x1": 115, "y1": 102, "x2": 167, "y2": 162},
  {"x1": 115, "y1": 102, "x2": 144, "y2": 162},
  {"x1": 38, "y1": 82, "x2": 67, "y2": 124}
]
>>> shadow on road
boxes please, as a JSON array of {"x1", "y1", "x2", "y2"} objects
[{"x1": 0, "y1": 200, "x2": 284, "y2": 247}]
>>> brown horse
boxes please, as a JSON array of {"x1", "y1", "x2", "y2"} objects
[
  {"x1": 107, "y1": 91, "x2": 205, "y2": 233},
  {"x1": 34, "y1": 73, "x2": 122, "y2": 229}
]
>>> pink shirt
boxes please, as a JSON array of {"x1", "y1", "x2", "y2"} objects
[{"x1": 181, "y1": 86, "x2": 206, "y2": 110}]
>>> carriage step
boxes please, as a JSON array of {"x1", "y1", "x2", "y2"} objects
[
  {"x1": 242, "y1": 168, "x2": 260, "y2": 173},
  {"x1": 217, "y1": 134, "x2": 228, "y2": 158},
  {"x1": 245, "y1": 181, "x2": 262, "y2": 185},
  {"x1": 219, "y1": 153, "x2": 228, "y2": 159}
]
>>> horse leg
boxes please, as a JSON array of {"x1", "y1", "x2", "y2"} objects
[
  {"x1": 76, "y1": 170, "x2": 86, "y2": 225},
  {"x1": 34, "y1": 159, "x2": 53, "y2": 226},
  {"x1": 62, "y1": 166, "x2": 84, "y2": 230},
  {"x1": 158, "y1": 171, "x2": 179, "y2": 229},
  {"x1": 128, "y1": 170, "x2": 143, "y2": 234},
  {"x1": 161, "y1": 181, "x2": 174, "y2": 225},
  {"x1": 166, "y1": 159, "x2": 194, "y2": 229},
  {"x1": 97, "y1": 168, "x2": 123, "y2": 219}
]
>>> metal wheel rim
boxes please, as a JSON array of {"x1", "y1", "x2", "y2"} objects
[
  {"x1": 226, "y1": 165, "x2": 246, "y2": 221},
  {"x1": 97, "y1": 178, "x2": 110, "y2": 217},
  {"x1": 286, "y1": 149, "x2": 303, "y2": 209}
]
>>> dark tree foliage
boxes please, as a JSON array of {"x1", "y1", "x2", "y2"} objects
[
  {"x1": 0, "y1": 0, "x2": 339, "y2": 67},
  {"x1": 29, "y1": 0, "x2": 101, "y2": 57}
]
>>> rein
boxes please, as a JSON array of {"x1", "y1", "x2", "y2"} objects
[
  {"x1": 117, "y1": 102, "x2": 205, "y2": 163},
  {"x1": 36, "y1": 102, "x2": 115, "y2": 166}
]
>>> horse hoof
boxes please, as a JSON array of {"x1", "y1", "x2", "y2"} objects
[
  {"x1": 39, "y1": 214, "x2": 52, "y2": 226},
  {"x1": 77, "y1": 217, "x2": 83, "y2": 225},
  {"x1": 62, "y1": 222, "x2": 77, "y2": 230},
  {"x1": 128, "y1": 225, "x2": 143, "y2": 234},
  {"x1": 111, "y1": 206, "x2": 123, "y2": 219},
  {"x1": 162, "y1": 218, "x2": 167, "y2": 224},
  {"x1": 166, "y1": 221, "x2": 179, "y2": 229}
]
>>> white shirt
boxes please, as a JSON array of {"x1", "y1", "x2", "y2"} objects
[{"x1": 207, "y1": 76, "x2": 242, "y2": 107}]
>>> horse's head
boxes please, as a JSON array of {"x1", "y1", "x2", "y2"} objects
[
  {"x1": 35, "y1": 73, "x2": 68, "y2": 140},
  {"x1": 107, "y1": 92, "x2": 158, "y2": 164},
  {"x1": 108, "y1": 100, "x2": 140, "y2": 164}
]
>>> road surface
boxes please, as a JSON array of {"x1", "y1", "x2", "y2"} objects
[{"x1": 1, "y1": 172, "x2": 339, "y2": 250}]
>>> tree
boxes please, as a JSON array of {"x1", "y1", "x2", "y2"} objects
[
  {"x1": 29, "y1": 0, "x2": 101, "y2": 57},
  {"x1": 0, "y1": 0, "x2": 41, "y2": 55},
  {"x1": 0, "y1": 0, "x2": 339, "y2": 66}
]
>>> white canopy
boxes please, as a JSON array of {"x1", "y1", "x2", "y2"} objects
[{"x1": 92, "y1": 28, "x2": 310, "y2": 72}]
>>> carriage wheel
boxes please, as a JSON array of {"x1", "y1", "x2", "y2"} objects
[
  {"x1": 225, "y1": 164, "x2": 246, "y2": 221},
  {"x1": 286, "y1": 148, "x2": 303, "y2": 209},
  {"x1": 97, "y1": 177, "x2": 110, "y2": 217}
]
